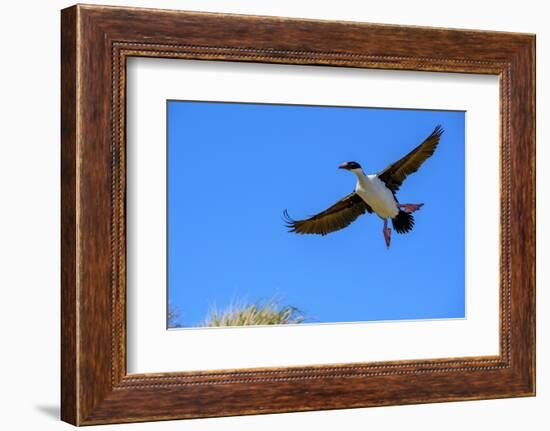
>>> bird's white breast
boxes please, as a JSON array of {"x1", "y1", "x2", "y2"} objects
[{"x1": 356, "y1": 174, "x2": 399, "y2": 219}]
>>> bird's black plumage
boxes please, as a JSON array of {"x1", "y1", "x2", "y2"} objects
[
  {"x1": 378, "y1": 125, "x2": 443, "y2": 193},
  {"x1": 392, "y1": 210, "x2": 415, "y2": 234},
  {"x1": 283, "y1": 125, "x2": 443, "y2": 244},
  {"x1": 283, "y1": 193, "x2": 372, "y2": 236}
]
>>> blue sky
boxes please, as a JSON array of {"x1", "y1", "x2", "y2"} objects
[{"x1": 167, "y1": 100, "x2": 465, "y2": 327}]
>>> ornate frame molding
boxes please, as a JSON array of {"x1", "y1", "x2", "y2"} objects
[{"x1": 61, "y1": 5, "x2": 535, "y2": 425}]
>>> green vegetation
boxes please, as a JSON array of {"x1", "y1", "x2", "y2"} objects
[
  {"x1": 167, "y1": 305, "x2": 182, "y2": 328},
  {"x1": 168, "y1": 298, "x2": 306, "y2": 328},
  {"x1": 203, "y1": 299, "x2": 305, "y2": 327}
]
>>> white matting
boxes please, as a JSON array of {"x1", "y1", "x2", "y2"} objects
[{"x1": 126, "y1": 57, "x2": 500, "y2": 373}]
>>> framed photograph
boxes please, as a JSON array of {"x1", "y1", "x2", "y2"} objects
[{"x1": 61, "y1": 4, "x2": 535, "y2": 425}]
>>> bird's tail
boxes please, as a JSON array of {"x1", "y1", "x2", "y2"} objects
[{"x1": 392, "y1": 210, "x2": 415, "y2": 234}]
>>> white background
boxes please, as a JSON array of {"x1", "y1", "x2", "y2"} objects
[
  {"x1": 127, "y1": 59, "x2": 500, "y2": 373},
  {"x1": 0, "y1": 0, "x2": 546, "y2": 430}
]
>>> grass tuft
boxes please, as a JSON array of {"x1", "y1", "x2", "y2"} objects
[
  {"x1": 167, "y1": 305, "x2": 183, "y2": 328},
  {"x1": 202, "y1": 298, "x2": 305, "y2": 327}
]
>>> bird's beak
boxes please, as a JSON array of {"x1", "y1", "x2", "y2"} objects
[{"x1": 338, "y1": 162, "x2": 349, "y2": 170}]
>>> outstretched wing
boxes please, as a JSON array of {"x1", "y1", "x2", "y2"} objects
[
  {"x1": 378, "y1": 125, "x2": 443, "y2": 193},
  {"x1": 283, "y1": 192, "x2": 372, "y2": 236}
]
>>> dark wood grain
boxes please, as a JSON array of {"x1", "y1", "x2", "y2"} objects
[
  {"x1": 61, "y1": 4, "x2": 535, "y2": 425},
  {"x1": 60, "y1": 6, "x2": 77, "y2": 425}
]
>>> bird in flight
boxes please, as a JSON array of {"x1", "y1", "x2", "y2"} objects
[{"x1": 283, "y1": 125, "x2": 443, "y2": 248}]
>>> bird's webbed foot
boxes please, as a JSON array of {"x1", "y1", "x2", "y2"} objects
[
  {"x1": 383, "y1": 219, "x2": 392, "y2": 249},
  {"x1": 398, "y1": 203, "x2": 424, "y2": 213}
]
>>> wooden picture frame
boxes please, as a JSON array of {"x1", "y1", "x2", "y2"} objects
[{"x1": 61, "y1": 4, "x2": 535, "y2": 425}]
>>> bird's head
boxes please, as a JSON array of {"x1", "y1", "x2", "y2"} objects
[{"x1": 338, "y1": 161, "x2": 363, "y2": 174}]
